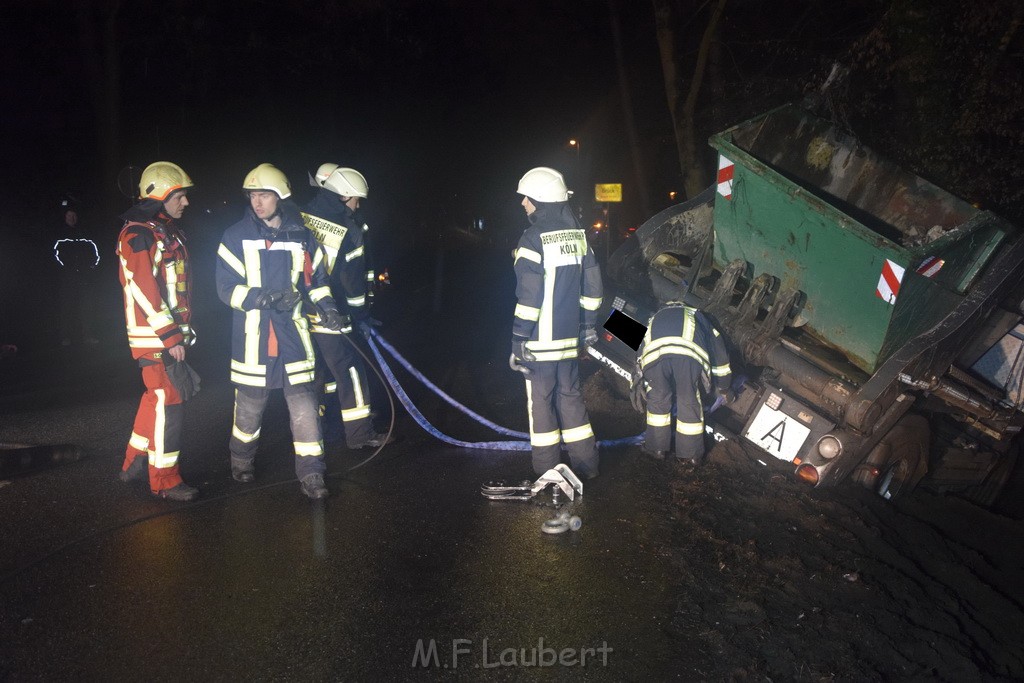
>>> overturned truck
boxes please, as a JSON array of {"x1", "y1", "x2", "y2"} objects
[{"x1": 594, "y1": 104, "x2": 1024, "y2": 506}]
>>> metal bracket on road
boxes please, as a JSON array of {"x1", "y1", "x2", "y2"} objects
[{"x1": 481, "y1": 464, "x2": 584, "y2": 502}]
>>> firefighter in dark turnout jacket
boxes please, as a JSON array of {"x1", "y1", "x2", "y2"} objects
[
  {"x1": 216, "y1": 164, "x2": 345, "y2": 500},
  {"x1": 635, "y1": 302, "x2": 732, "y2": 463},
  {"x1": 511, "y1": 167, "x2": 603, "y2": 478},
  {"x1": 302, "y1": 165, "x2": 389, "y2": 449},
  {"x1": 116, "y1": 161, "x2": 199, "y2": 501}
]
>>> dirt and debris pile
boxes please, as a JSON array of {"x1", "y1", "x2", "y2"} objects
[{"x1": 656, "y1": 439, "x2": 1024, "y2": 680}]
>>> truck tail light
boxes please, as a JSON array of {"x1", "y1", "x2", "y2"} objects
[{"x1": 796, "y1": 463, "x2": 820, "y2": 485}]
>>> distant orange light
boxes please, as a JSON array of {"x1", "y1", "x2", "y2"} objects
[
  {"x1": 593, "y1": 222, "x2": 603, "y2": 230},
  {"x1": 668, "y1": 191, "x2": 677, "y2": 200}
]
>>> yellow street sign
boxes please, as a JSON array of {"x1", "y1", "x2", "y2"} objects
[{"x1": 594, "y1": 183, "x2": 622, "y2": 203}]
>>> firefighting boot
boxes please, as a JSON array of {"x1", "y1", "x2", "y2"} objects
[
  {"x1": 153, "y1": 483, "x2": 199, "y2": 502},
  {"x1": 231, "y1": 456, "x2": 255, "y2": 483},
  {"x1": 300, "y1": 473, "x2": 328, "y2": 500},
  {"x1": 118, "y1": 455, "x2": 149, "y2": 483}
]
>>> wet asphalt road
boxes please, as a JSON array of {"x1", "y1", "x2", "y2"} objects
[{"x1": 0, "y1": 237, "x2": 680, "y2": 680}]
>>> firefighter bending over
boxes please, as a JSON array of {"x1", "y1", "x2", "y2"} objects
[
  {"x1": 510, "y1": 167, "x2": 603, "y2": 479},
  {"x1": 633, "y1": 301, "x2": 732, "y2": 465},
  {"x1": 116, "y1": 162, "x2": 199, "y2": 501},
  {"x1": 216, "y1": 164, "x2": 345, "y2": 500}
]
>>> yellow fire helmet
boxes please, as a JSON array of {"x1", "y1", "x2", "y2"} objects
[
  {"x1": 139, "y1": 161, "x2": 193, "y2": 201},
  {"x1": 242, "y1": 163, "x2": 292, "y2": 200}
]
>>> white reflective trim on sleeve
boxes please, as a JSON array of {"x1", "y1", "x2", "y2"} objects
[
  {"x1": 712, "y1": 364, "x2": 731, "y2": 377},
  {"x1": 514, "y1": 248, "x2": 542, "y2": 265},
  {"x1": 580, "y1": 296, "x2": 602, "y2": 311},
  {"x1": 345, "y1": 246, "x2": 364, "y2": 262},
  {"x1": 218, "y1": 243, "x2": 246, "y2": 277},
  {"x1": 230, "y1": 285, "x2": 251, "y2": 310},
  {"x1": 308, "y1": 286, "x2": 332, "y2": 303},
  {"x1": 347, "y1": 295, "x2": 366, "y2": 307},
  {"x1": 129, "y1": 432, "x2": 149, "y2": 451},
  {"x1": 514, "y1": 303, "x2": 541, "y2": 321}
]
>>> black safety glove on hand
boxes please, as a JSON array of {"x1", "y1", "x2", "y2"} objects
[
  {"x1": 510, "y1": 336, "x2": 535, "y2": 363},
  {"x1": 580, "y1": 325, "x2": 598, "y2": 348},
  {"x1": 254, "y1": 289, "x2": 301, "y2": 311},
  {"x1": 629, "y1": 369, "x2": 647, "y2": 413},
  {"x1": 319, "y1": 305, "x2": 349, "y2": 332},
  {"x1": 509, "y1": 335, "x2": 535, "y2": 375},
  {"x1": 716, "y1": 386, "x2": 737, "y2": 405}
]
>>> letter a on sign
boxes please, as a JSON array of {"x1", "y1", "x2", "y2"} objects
[{"x1": 762, "y1": 420, "x2": 786, "y2": 452}]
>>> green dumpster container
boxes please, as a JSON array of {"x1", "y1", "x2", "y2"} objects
[{"x1": 709, "y1": 104, "x2": 1016, "y2": 374}]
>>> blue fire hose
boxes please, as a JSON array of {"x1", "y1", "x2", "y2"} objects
[{"x1": 364, "y1": 329, "x2": 736, "y2": 452}]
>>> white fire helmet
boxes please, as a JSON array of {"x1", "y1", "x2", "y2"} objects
[
  {"x1": 517, "y1": 166, "x2": 572, "y2": 203},
  {"x1": 323, "y1": 167, "x2": 368, "y2": 198},
  {"x1": 313, "y1": 162, "x2": 339, "y2": 186}
]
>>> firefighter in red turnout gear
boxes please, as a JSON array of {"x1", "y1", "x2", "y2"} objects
[
  {"x1": 511, "y1": 167, "x2": 603, "y2": 478},
  {"x1": 116, "y1": 161, "x2": 199, "y2": 501},
  {"x1": 216, "y1": 164, "x2": 345, "y2": 500},
  {"x1": 302, "y1": 166, "x2": 390, "y2": 449}
]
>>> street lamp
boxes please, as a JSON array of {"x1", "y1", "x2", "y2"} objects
[{"x1": 568, "y1": 138, "x2": 582, "y2": 192}]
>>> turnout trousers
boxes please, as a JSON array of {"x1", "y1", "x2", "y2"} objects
[
  {"x1": 523, "y1": 359, "x2": 599, "y2": 478},
  {"x1": 643, "y1": 355, "x2": 705, "y2": 461},
  {"x1": 123, "y1": 355, "x2": 185, "y2": 493},
  {"x1": 229, "y1": 383, "x2": 325, "y2": 480},
  {"x1": 312, "y1": 332, "x2": 373, "y2": 448}
]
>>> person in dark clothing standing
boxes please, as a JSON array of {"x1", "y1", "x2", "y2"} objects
[
  {"x1": 510, "y1": 166, "x2": 603, "y2": 479},
  {"x1": 302, "y1": 165, "x2": 390, "y2": 450},
  {"x1": 216, "y1": 163, "x2": 346, "y2": 500},
  {"x1": 54, "y1": 199, "x2": 100, "y2": 346}
]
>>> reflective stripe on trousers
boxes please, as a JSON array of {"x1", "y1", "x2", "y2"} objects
[
  {"x1": 124, "y1": 359, "x2": 185, "y2": 492},
  {"x1": 523, "y1": 359, "x2": 598, "y2": 478},
  {"x1": 313, "y1": 332, "x2": 373, "y2": 447},
  {"x1": 229, "y1": 383, "x2": 325, "y2": 479},
  {"x1": 643, "y1": 355, "x2": 705, "y2": 459}
]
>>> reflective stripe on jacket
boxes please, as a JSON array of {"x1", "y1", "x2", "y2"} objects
[
  {"x1": 116, "y1": 216, "x2": 192, "y2": 358},
  {"x1": 216, "y1": 206, "x2": 335, "y2": 388},
  {"x1": 639, "y1": 304, "x2": 732, "y2": 387},
  {"x1": 301, "y1": 190, "x2": 367, "y2": 335},
  {"x1": 513, "y1": 204, "x2": 603, "y2": 362}
]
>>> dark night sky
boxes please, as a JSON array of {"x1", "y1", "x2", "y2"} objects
[{"x1": 2, "y1": 0, "x2": 680, "y2": 236}]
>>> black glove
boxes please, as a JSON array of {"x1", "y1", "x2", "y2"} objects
[
  {"x1": 716, "y1": 386, "x2": 737, "y2": 405},
  {"x1": 319, "y1": 305, "x2": 349, "y2": 332},
  {"x1": 511, "y1": 336, "x2": 536, "y2": 363},
  {"x1": 629, "y1": 369, "x2": 647, "y2": 413},
  {"x1": 254, "y1": 289, "x2": 301, "y2": 311},
  {"x1": 580, "y1": 325, "x2": 598, "y2": 348}
]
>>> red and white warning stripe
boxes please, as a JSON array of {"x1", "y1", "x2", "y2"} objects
[
  {"x1": 916, "y1": 255, "x2": 945, "y2": 278},
  {"x1": 875, "y1": 258, "x2": 905, "y2": 304},
  {"x1": 717, "y1": 156, "x2": 734, "y2": 199}
]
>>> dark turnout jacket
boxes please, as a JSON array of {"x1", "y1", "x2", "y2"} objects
[{"x1": 513, "y1": 203, "x2": 603, "y2": 361}]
